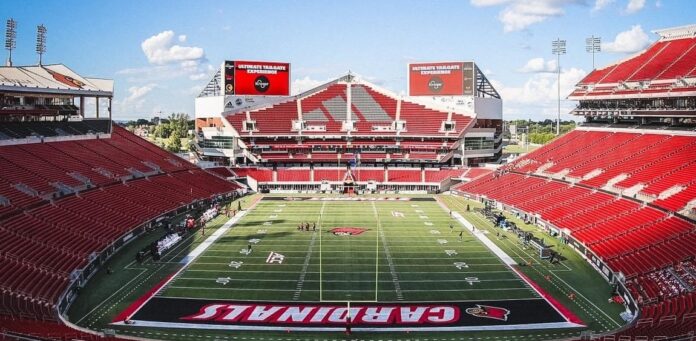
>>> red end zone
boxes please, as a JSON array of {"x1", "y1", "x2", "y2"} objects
[{"x1": 112, "y1": 296, "x2": 585, "y2": 332}]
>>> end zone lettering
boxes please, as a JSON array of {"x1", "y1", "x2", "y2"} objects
[{"x1": 181, "y1": 304, "x2": 459, "y2": 325}]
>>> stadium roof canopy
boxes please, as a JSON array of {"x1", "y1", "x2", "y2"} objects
[
  {"x1": 568, "y1": 24, "x2": 696, "y2": 100},
  {"x1": 0, "y1": 64, "x2": 113, "y2": 96}
]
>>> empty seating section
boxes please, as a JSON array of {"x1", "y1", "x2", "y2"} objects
[
  {"x1": 0, "y1": 120, "x2": 111, "y2": 140},
  {"x1": 231, "y1": 167, "x2": 470, "y2": 183},
  {"x1": 314, "y1": 168, "x2": 345, "y2": 181},
  {"x1": 277, "y1": 168, "x2": 311, "y2": 182},
  {"x1": 231, "y1": 167, "x2": 273, "y2": 181},
  {"x1": 659, "y1": 42, "x2": 696, "y2": 79},
  {"x1": 455, "y1": 128, "x2": 696, "y2": 340},
  {"x1": 653, "y1": 185, "x2": 696, "y2": 212},
  {"x1": 0, "y1": 315, "x2": 128, "y2": 340},
  {"x1": 457, "y1": 170, "x2": 695, "y2": 273},
  {"x1": 461, "y1": 168, "x2": 493, "y2": 180},
  {"x1": 629, "y1": 39, "x2": 695, "y2": 81},
  {"x1": 424, "y1": 169, "x2": 464, "y2": 182},
  {"x1": 353, "y1": 168, "x2": 384, "y2": 182},
  {"x1": 207, "y1": 167, "x2": 235, "y2": 178},
  {"x1": 601, "y1": 42, "x2": 669, "y2": 83},
  {"x1": 225, "y1": 80, "x2": 471, "y2": 145},
  {"x1": 0, "y1": 126, "x2": 241, "y2": 321},
  {"x1": 387, "y1": 169, "x2": 420, "y2": 182},
  {"x1": 509, "y1": 129, "x2": 696, "y2": 212}
]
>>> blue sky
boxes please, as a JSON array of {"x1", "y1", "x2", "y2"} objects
[{"x1": 2, "y1": 0, "x2": 694, "y2": 121}]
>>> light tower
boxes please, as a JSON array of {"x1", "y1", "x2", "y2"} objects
[
  {"x1": 552, "y1": 38, "x2": 566, "y2": 136},
  {"x1": 586, "y1": 35, "x2": 601, "y2": 69},
  {"x1": 5, "y1": 18, "x2": 16, "y2": 67},
  {"x1": 36, "y1": 24, "x2": 47, "y2": 65}
]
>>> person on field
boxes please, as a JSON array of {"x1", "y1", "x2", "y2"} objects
[{"x1": 450, "y1": 223, "x2": 453, "y2": 232}]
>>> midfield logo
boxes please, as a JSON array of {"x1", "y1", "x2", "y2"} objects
[
  {"x1": 465, "y1": 305, "x2": 510, "y2": 321},
  {"x1": 330, "y1": 227, "x2": 368, "y2": 236}
]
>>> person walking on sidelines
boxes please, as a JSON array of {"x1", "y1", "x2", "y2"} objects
[{"x1": 459, "y1": 230, "x2": 463, "y2": 241}]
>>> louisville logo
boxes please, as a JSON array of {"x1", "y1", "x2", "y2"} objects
[
  {"x1": 465, "y1": 305, "x2": 510, "y2": 321},
  {"x1": 45, "y1": 68, "x2": 85, "y2": 89},
  {"x1": 330, "y1": 227, "x2": 367, "y2": 236}
]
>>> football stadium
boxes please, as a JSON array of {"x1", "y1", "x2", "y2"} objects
[{"x1": 0, "y1": 5, "x2": 695, "y2": 341}]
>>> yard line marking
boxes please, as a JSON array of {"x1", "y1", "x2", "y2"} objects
[
  {"x1": 293, "y1": 202, "x2": 324, "y2": 300},
  {"x1": 373, "y1": 202, "x2": 403, "y2": 301},
  {"x1": 184, "y1": 269, "x2": 515, "y2": 274},
  {"x1": 165, "y1": 286, "x2": 532, "y2": 293},
  {"x1": 175, "y1": 277, "x2": 525, "y2": 284}
]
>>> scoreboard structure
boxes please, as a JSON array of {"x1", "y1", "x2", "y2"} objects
[
  {"x1": 408, "y1": 62, "x2": 475, "y2": 97},
  {"x1": 223, "y1": 60, "x2": 291, "y2": 96}
]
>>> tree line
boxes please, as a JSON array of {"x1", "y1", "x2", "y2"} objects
[
  {"x1": 507, "y1": 119, "x2": 576, "y2": 145},
  {"x1": 124, "y1": 113, "x2": 192, "y2": 152}
]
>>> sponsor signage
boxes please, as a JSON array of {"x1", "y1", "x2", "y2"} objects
[
  {"x1": 408, "y1": 62, "x2": 475, "y2": 96},
  {"x1": 223, "y1": 60, "x2": 290, "y2": 96},
  {"x1": 122, "y1": 297, "x2": 575, "y2": 330}
]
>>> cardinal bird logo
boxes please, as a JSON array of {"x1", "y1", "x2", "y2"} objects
[
  {"x1": 465, "y1": 305, "x2": 510, "y2": 321},
  {"x1": 330, "y1": 227, "x2": 367, "y2": 236},
  {"x1": 45, "y1": 68, "x2": 85, "y2": 89}
]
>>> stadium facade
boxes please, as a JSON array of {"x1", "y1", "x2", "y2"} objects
[{"x1": 192, "y1": 62, "x2": 503, "y2": 193}]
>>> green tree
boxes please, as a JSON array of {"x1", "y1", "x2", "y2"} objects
[
  {"x1": 165, "y1": 133, "x2": 181, "y2": 153},
  {"x1": 136, "y1": 118, "x2": 150, "y2": 126},
  {"x1": 153, "y1": 124, "x2": 172, "y2": 139}
]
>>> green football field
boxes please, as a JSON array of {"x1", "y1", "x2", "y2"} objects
[
  {"x1": 161, "y1": 198, "x2": 537, "y2": 303},
  {"x1": 69, "y1": 194, "x2": 626, "y2": 340}
]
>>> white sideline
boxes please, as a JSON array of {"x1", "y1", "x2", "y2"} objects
[
  {"x1": 451, "y1": 211, "x2": 517, "y2": 266},
  {"x1": 113, "y1": 319, "x2": 584, "y2": 332},
  {"x1": 179, "y1": 210, "x2": 249, "y2": 265}
]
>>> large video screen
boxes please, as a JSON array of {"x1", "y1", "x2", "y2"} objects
[
  {"x1": 223, "y1": 60, "x2": 290, "y2": 96},
  {"x1": 408, "y1": 62, "x2": 474, "y2": 96}
]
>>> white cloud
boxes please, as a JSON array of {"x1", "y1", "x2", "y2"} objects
[
  {"x1": 186, "y1": 85, "x2": 204, "y2": 96},
  {"x1": 292, "y1": 76, "x2": 329, "y2": 95},
  {"x1": 602, "y1": 25, "x2": 651, "y2": 53},
  {"x1": 593, "y1": 0, "x2": 614, "y2": 11},
  {"x1": 625, "y1": 0, "x2": 645, "y2": 13},
  {"x1": 471, "y1": 0, "x2": 582, "y2": 32},
  {"x1": 493, "y1": 67, "x2": 587, "y2": 120},
  {"x1": 189, "y1": 73, "x2": 209, "y2": 81},
  {"x1": 519, "y1": 57, "x2": 558, "y2": 73},
  {"x1": 141, "y1": 30, "x2": 205, "y2": 65},
  {"x1": 655, "y1": 0, "x2": 662, "y2": 8},
  {"x1": 123, "y1": 84, "x2": 156, "y2": 108},
  {"x1": 113, "y1": 84, "x2": 157, "y2": 117},
  {"x1": 118, "y1": 31, "x2": 213, "y2": 84}
]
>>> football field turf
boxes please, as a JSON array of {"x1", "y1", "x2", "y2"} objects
[
  {"x1": 72, "y1": 194, "x2": 625, "y2": 339},
  {"x1": 159, "y1": 197, "x2": 538, "y2": 303}
]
